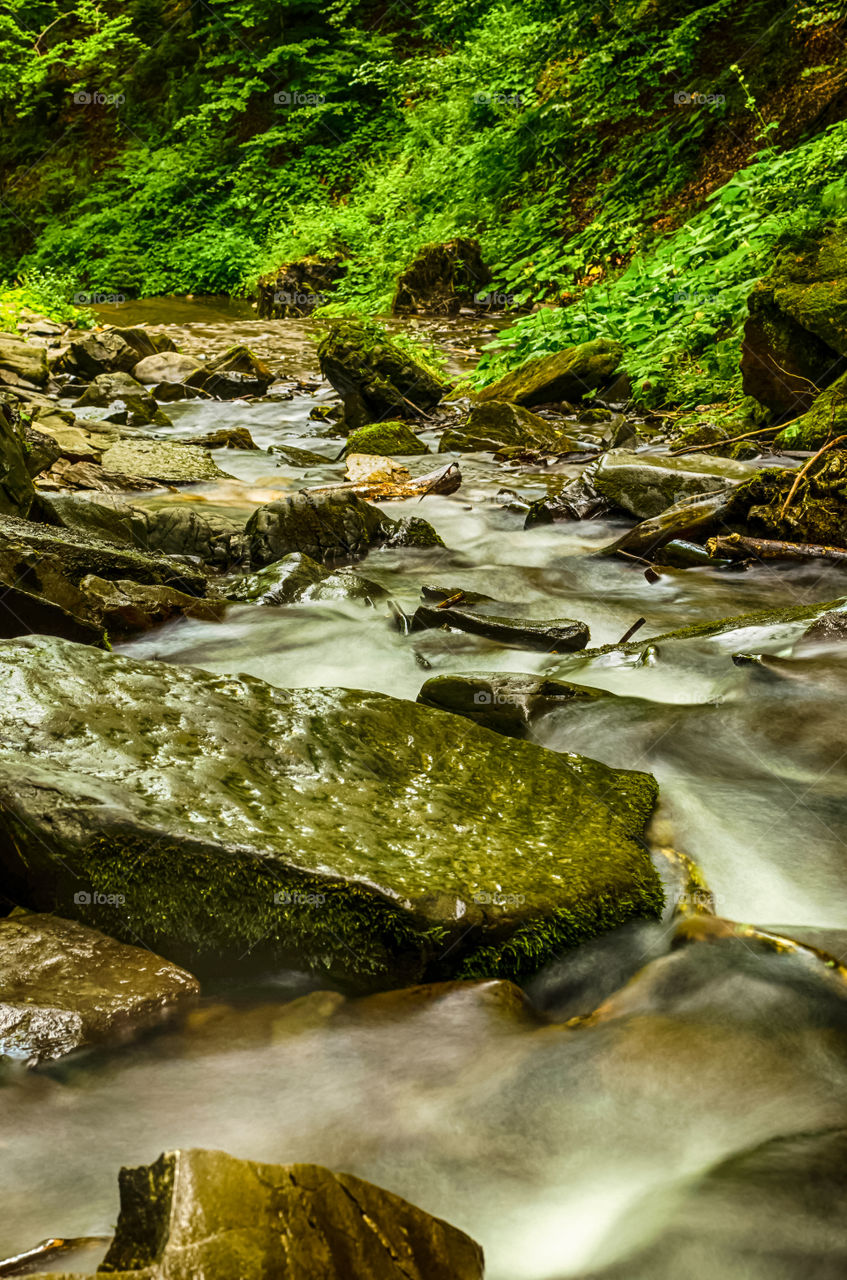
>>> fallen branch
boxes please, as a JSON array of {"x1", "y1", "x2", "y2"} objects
[
  {"x1": 307, "y1": 461, "x2": 461, "y2": 503},
  {"x1": 707, "y1": 533, "x2": 847, "y2": 565},
  {"x1": 778, "y1": 427, "x2": 845, "y2": 519},
  {"x1": 0, "y1": 1237, "x2": 110, "y2": 1276},
  {"x1": 669, "y1": 423, "x2": 784, "y2": 456}
]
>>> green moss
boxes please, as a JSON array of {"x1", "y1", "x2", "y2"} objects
[
  {"x1": 722, "y1": 454, "x2": 847, "y2": 543},
  {"x1": 344, "y1": 420, "x2": 428, "y2": 456},
  {"x1": 778, "y1": 372, "x2": 847, "y2": 449}
]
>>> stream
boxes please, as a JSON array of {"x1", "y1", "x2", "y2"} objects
[{"x1": 3, "y1": 298, "x2": 847, "y2": 1278}]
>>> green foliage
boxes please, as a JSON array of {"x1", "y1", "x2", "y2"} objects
[{"x1": 0, "y1": 267, "x2": 95, "y2": 331}]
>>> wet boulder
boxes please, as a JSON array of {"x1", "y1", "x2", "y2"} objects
[
  {"x1": 133, "y1": 351, "x2": 204, "y2": 385},
  {"x1": 85, "y1": 1147, "x2": 485, "y2": 1280},
  {"x1": 742, "y1": 222, "x2": 847, "y2": 418},
  {"x1": 22, "y1": 423, "x2": 62, "y2": 477},
  {"x1": 603, "y1": 488, "x2": 736, "y2": 558},
  {"x1": 226, "y1": 552, "x2": 387, "y2": 605},
  {"x1": 191, "y1": 344, "x2": 274, "y2": 399},
  {"x1": 0, "y1": 334, "x2": 49, "y2": 389},
  {"x1": 191, "y1": 426, "x2": 257, "y2": 450},
  {"x1": 73, "y1": 372, "x2": 172, "y2": 427},
  {"x1": 418, "y1": 671, "x2": 608, "y2": 737},
  {"x1": 0, "y1": 912, "x2": 198, "y2": 1064},
  {"x1": 344, "y1": 420, "x2": 429, "y2": 456},
  {"x1": 476, "y1": 338, "x2": 623, "y2": 407},
  {"x1": 593, "y1": 448, "x2": 761, "y2": 520},
  {"x1": 79, "y1": 576, "x2": 227, "y2": 634},
  {"x1": 0, "y1": 637, "x2": 664, "y2": 983},
  {"x1": 440, "y1": 401, "x2": 577, "y2": 453},
  {"x1": 391, "y1": 237, "x2": 492, "y2": 315},
  {"x1": 50, "y1": 495, "x2": 249, "y2": 569},
  {"x1": 318, "y1": 321, "x2": 447, "y2": 424},
  {"x1": 246, "y1": 490, "x2": 442, "y2": 566},
  {"x1": 67, "y1": 327, "x2": 160, "y2": 379},
  {"x1": 0, "y1": 401, "x2": 37, "y2": 516}
]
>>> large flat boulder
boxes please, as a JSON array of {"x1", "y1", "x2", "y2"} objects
[
  {"x1": 47, "y1": 1148, "x2": 485, "y2": 1279},
  {"x1": 0, "y1": 912, "x2": 198, "y2": 1063},
  {"x1": 0, "y1": 638, "x2": 663, "y2": 984},
  {"x1": 476, "y1": 339, "x2": 623, "y2": 406},
  {"x1": 50, "y1": 495, "x2": 248, "y2": 569},
  {"x1": 593, "y1": 449, "x2": 761, "y2": 519},
  {"x1": 0, "y1": 334, "x2": 48, "y2": 389}
]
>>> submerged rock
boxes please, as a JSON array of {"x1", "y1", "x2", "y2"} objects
[
  {"x1": 344, "y1": 420, "x2": 429, "y2": 456},
  {"x1": 392, "y1": 237, "x2": 491, "y2": 315},
  {"x1": 98, "y1": 438, "x2": 231, "y2": 485},
  {"x1": 0, "y1": 637, "x2": 663, "y2": 983},
  {"x1": 604, "y1": 488, "x2": 736, "y2": 557},
  {"x1": 593, "y1": 448, "x2": 759, "y2": 519},
  {"x1": 191, "y1": 426, "x2": 257, "y2": 450},
  {"x1": 0, "y1": 912, "x2": 198, "y2": 1064},
  {"x1": 318, "y1": 321, "x2": 446, "y2": 423},
  {"x1": 226, "y1": 552, "x2": 387, "y2": 605},
  {"x1": 81, "y1": 1148, "x2": 485, "y2": 1279},
  {"x1": 476, "y1": 338, "x2": 623, "y2": 406},
  {"x1": 418, "y1": 672, "x2": 608, "y2": 737},
  {"x1": 411, "y1": 604, "x2": 590, "y2": 653},
  {"x1": 247, "y1": 490, "x2": 442, "y2": 566},
  {"x1": 440, "y1": 400, "x2": 577, "y2": 453}
]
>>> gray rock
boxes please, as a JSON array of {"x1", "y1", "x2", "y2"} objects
[
  {"x1": 73, "y1": 372, "x2": 172, "y2": 427},
  {"x1": 246, "y1": 491, "x2": 394, "y2": 566},
  {"x1": 0, "y1": 637, "x2": 663, "y2": 983},
  {"x1": 593, "y1": 449, "x2": 760, "y2": 520},
  {"x1": 49, "y1": 495, "x2": 248, "y2": 569},
  {"x1": 440, "y1": 400, "x2": 577, "y2": 453},
  {"x1": 92, "y1": 1147, "x2": 485, "y2": 1279},
  {"x1": 0, "y1": 912, "x2": 198, "y2": 1063},
  {"x1": 133, "y1": 352, "x2": 204, "y2": 385},
  {"x1": 411, "y1": 604, "x2": 590, "y2": 652},
  {"x1": 99, "y1": 438, "x2": 230, "y2": 484}
]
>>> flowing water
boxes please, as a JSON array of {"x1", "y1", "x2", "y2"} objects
[{"x1": 4, "y1": 298, "x2": 847, "y2": 1277}]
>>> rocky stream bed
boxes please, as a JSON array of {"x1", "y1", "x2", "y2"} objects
[{"x1": 1, "y1": 296, "x2": 847, "y2": 1279}]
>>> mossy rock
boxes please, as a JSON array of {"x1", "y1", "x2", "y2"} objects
[
  {"x1": 440, "y1": 400, "x2": 576, "y2": 453},
  {"x1": 777, "y1": 371, "x2": 847, "y2": 450},
  {"x1": 50, "y1": 495, "x2": 248, "y2": 570},
  {"x1": 671, "y1": 423, "x2": 761, "y2": 461},
  {"x1": 0, "y1": 637, "x2": 664, "y2": 985},
  {"x1": 593, "y1": 448, "x2": 757, "y2": 519},
  {"x1": 391, "y1": 237, "x2": 491, "y2": 315},
  {"x1": 246, "y1": 490, "x2": 442, "y2": 566},
  {"x1": 318, "y1": 321, "x2": 446, "y2": 423},
  {"x1": 476, "y1": 339, "x2": 624, "y2": 407},
  {"x1": 742, "y1": 221, "x2": 847, "y2": 417},
  {"x1": 0, "y1": 401, "x2": 37, "y2": 517},
  {"x1": 343, "y1": 420, "x2": 428, "y2": 456},
  {"x1": 721, "y1": 452, "x2": 847, "y2": 545}
]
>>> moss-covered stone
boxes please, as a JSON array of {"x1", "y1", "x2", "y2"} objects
[
  {"x1": 246, "y1": 490, "x2": 442, "y2": 566},
  {"x1": 0, "y1": 637, "x2": 664, "y2": 985},
  {"x1": 777, "y1": 371, "x2": 847, "y2": 449},
  {"x1": 721, "y1": 452, "x2": 847, "y2": 545},
  {"x1": 344, "y1": 420, "x2": 428, "y2": 456},
  {"x1": 391, "y1": 237, "x2": 491, "y2": 315},
  {"x1": 193, "y1": 344, "x2": 275, "y2": 399},
  {"x1": 440, "y1": 400, "x2": 576, "y2": 453},
  {"x1": 317, "y1": 321, "x2": 446, "y2": 423},
  {"x1": 96, "y1": 1148, "x2": 485, "y2": 1279},
  {"x1": 476, "y1": 339, "x2": 624, "y2": 407},
  {"x1": 0, "y1": 400, "x2": 36, "y2": 517},
  {"x1": 742, "y1": 222, "x2": 847, "y2": 417}
]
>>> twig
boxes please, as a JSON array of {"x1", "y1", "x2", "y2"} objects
[
  {"x1": 617, "y1": 617, "x2": 646, "y2": 644},
  {"x1": 670, "y1": 423, "x2": 784, "y2": 456}
]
